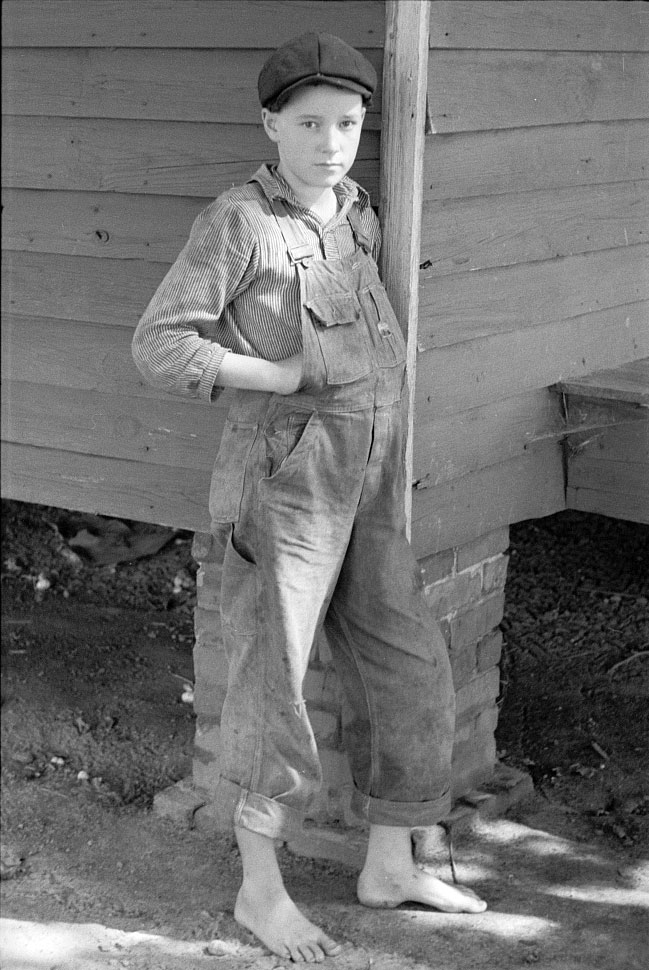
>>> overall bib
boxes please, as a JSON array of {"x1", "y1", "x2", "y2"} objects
[{"x1": 208, "y1": 192, "x2": 455, "y2": 840}]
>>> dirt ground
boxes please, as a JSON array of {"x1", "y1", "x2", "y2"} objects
[{"x1": 1, "y1": 500, "x2": 647, "y2": 970}]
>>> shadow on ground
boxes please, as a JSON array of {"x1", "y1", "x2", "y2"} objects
[{"x1": 1, "y1": 792, "x2": 647, "y2": 970}]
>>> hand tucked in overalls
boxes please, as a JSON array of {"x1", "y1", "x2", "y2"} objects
[{"x1": 133, "y1": 31, "x2": 487, "y2": 965}]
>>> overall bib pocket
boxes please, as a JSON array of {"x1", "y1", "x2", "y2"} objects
[
  {"x1": 209, "y1": 418, "x2": 258, "y2": 523},
  {"x1": 306, "y1": 293, "x2": 373, "y2": 384},
  {"x1": 365, "y1": 284, "x2": 407, "y2": 369}
]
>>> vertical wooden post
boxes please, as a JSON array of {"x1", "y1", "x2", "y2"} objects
[{"x1": 379, "y1": 0, "x2": 430, "y2": 536}]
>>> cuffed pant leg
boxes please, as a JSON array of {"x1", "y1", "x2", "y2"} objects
[
  {"x1": 324, "y1": 404, "x2": 455, "y2": 827},
  {"x1": 216, "y1": 409, "x2": 369, "y2": 839}
]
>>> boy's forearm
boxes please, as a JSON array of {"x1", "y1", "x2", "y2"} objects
[{"x1": 217, "y1": 351, "x2": 303, "y2": 395}]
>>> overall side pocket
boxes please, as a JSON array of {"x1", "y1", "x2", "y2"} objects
[{"x1": 208, "y1": 419, "x2": 258, "y2": 523}]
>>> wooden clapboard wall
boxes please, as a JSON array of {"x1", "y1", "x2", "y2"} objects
[
  {"x1": 1, "y1": 0, "x2": 384, "y2": 529},
  {"x1": 410, "y1": 0, "x2": 649, "y2": 557}
]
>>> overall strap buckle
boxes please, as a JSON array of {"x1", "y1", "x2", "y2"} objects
[{"x1": 270, "y1": 198, "x2": 316, "y2": 267}]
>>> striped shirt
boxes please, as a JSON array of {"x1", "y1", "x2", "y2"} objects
[{"x1": 131, "y1": 164, "x2": 382, "y2": 403}]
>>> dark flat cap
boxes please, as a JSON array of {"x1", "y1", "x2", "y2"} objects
[{"x1": 258, "y1": 32, "x2": 377, "y2": 108}]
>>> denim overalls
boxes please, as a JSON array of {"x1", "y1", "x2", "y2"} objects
[{"x1": 208, "y1": 186, "x2": 455, "y2": 839}]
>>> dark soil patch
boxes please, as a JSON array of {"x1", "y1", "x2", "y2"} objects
[{"x1": 497, "y1": 512, "x2": 649, "y2": 851}]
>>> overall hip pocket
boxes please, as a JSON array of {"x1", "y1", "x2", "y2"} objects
[
  {"x1": 208, "y1": 418, "x2": 258, "y2": 523},
  {"x1": 306, "y1": 293, "x2": 373, "y2": 385}
]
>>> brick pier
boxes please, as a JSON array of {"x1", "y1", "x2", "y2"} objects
[{"x1": 175, "y1": 525, "x2": 518, "y2": 839}]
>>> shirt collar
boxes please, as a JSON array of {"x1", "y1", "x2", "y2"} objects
[{"x1": 250, "y1": 163, "x2": 370, "y2": 214}]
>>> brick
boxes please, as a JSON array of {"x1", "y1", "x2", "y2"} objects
[
  {"x1": 449, "y1": 592, "x2": 505, "y2": 651},
  {"x1": 307, "y1": 708, "x2": 340, "y2": 747},
  {"x1": 452, "y1": 731, "x2": 497, "y2": 772},
  {"x1": 195, "y1": 562, "x2": 222, "y2": 612},
  {"x1": 455, "y1": 667, "x2": 501, "y2": 720},
  {"x1": 306, "y1": 749, "x2": 354, "y2": 825},
  {"x1": 449, "y1": 639, "x2": 477, "y2": 690},
  {"x1": 456, "y1": 527, "x2": 509, "y2": 572},
  {"x1": 192, "y1": 721, "x2": 222, "y2": 795},
  {"x1": 191, "y1": 531, "x2": 225, "y2": 564},
  {"x1": 315, "y1": 631, "x2": 333, "y2": 667},
  {"x1": 193, "y1": 635, "x2": 228, "y2": 678},
  {"x1": 288, "y1": 825, "x2": 367, "y2": 866},
  {"x1": 454, "y1": 702, "x2": 499, "y2": 746},
  {"x1": 477, "y1": 630, "x2": 503, "y2": 672},
  {"x1": 152, "y1": 778, "x2": 207, "y2": 826},
  {"x1": 194, "y1": 607, "x2": 222, "y2": 650},
  {"x1": 482, "y1": 554, "x2": 509, "y2": 595},
  {"x1": 418, "y1": 548, "x2": 455, "y2": 586},
  {"x1": 438, "y1": 617, "x2": 451, "y2": 648},
  {"x1": 474, "y1": 703, "x2": 500, "y2": 738},
  {"x1": 303, "y1": 667, "x2": 342, "y2": 710},
  {"x1": 451, "y1": 735, "x2": 497, "y2": 798},
  {"x1": 193, "y1": 683, "x2": 226, "y2": 719},
  {"x1": 424, "y1": 569, "x2": 482, "y2": 620}
]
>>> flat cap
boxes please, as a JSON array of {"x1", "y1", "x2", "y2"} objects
[{"x1": 258, "y1": 32, "x2": 377, "y2": 108}]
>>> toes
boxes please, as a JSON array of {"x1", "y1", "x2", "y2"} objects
[
  {"x1": 296, "y1": 942, "x2": 322, "y2": 962},
  {"x1": 322, "y1": 936, "x2": 342, "y2": 956}
]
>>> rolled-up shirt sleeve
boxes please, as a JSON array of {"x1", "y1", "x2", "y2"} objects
[{"x1": 132, "y1": 195, "x2": 257, "y2": 402}]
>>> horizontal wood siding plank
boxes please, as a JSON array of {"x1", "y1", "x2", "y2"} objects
[
  {"x1": 424, "y1": 121, "x2": 648, "y2": 202},
  {"x1": 1, "y1": 441, "x2": 212, "y2": 531},
  {"x1": 420, "y1": 181, "x2": 649, "y2": 277},
  {"x1": 1, "y1": 189, "x2": 207, "y2": 262},
  {"x1": 429, "y1": 1, "x2": 649, "y2": 52},
  {"x1": 428, "y1": 50, "x2": 649, "y2": 134},
  {"x1": 569, "y1": 420, "x2": 649, "y2": 466},
  {"x1": 566, "y1": 486, "x2": 649, "y2": 523},
  {"x1": 569, "y1": 455, "x2": 649, "y2": 501},
  {"x1": 559, "y1": 358, "x2": 649, "y2": 405},
  {"x1": 1, "y1": 116, "x2": 380, "y2": 198},
  {"x1": 1, "y1": 439, "x2": 567, "y2": 545},
  {"x1": 410, "y1": 440, "x2": 565, "y2": 557},
  {"x1": 418, "y1": 244, "x2": 649, "y2": 349},
  {"x1": 2, "y1": 251, "x2": 168, "y2": 327},
  {"x1": 1, "y1": 315, "x2": 159, "y2": 397},
  {"x1": 411, "y1": 389, "x2": 565, "y2": 486},
  {"x1": 1, "y1": 381, "x2": 225, "y2": 470},
  {"x1": 2, "y1": 47, "x2": 382, "y2": 127},
  {"x1": 2, "y1": 1, "x2": 385, "y2": 48},
  {"x1": 413, "y1": 302, "x2": 649, "y2": 417}
]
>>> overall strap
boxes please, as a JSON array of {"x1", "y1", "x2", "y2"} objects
[
  {"x1": 270, "y1": 198, "x2": 315, "y2": 266},
  {"x1": 346, "y1": 203, "x2": 373, "y2": 256}
]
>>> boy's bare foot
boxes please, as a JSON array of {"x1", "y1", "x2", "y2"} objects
[
  {"x1": 235, "y1": 884, "x2": 341, "y2": 963},
  {"x1": 233, "y1": 824, "x2": 341, "y2": 962},
  {"x1": 357, "y1": 824, "x2": 487, "y2": 913}
]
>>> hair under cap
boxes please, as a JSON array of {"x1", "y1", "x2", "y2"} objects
[{"x1": 258, "y1": 32, "x2": 377, "y2": 108}]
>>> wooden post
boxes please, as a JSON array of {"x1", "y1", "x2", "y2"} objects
[{"x1": 379, "y1": 0, "x2": 430, "y2": 536}]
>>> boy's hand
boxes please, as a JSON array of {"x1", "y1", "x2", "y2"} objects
[
  {"x1": 216, "y1": 351, "x2": 303, "y2": 394},
  {"x1": 272, "y1": 353, "x2": 303, "y2": 395}
]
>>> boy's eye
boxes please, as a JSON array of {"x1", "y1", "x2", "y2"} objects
[{"x1": 302, "y1": 121, "x2": 318, "y2": 129}]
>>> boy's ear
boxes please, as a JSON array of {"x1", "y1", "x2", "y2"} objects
[{"x1": 261, "y1": 108, "x2": 280, "y2": 143}]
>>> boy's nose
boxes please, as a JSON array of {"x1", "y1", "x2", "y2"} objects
[{"x1": 320, "y1": 127, "x2": 340, "y2": 154}]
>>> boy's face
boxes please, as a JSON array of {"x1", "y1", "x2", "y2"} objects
[{"x1": 262, "y1": 85, "x2": 366, "y2": 199}]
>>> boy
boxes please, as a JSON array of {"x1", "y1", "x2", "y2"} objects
[{"x1": 133, "y1": 32, "x2": 486, "y2": 964}]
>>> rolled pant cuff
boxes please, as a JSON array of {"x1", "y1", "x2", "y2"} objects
[
  {"x1": 218, "y1": 776, "x2": 305, "y2": 841},
  {"x1": 351, "y1": 786, "x2": 452, "y2": 827}
]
